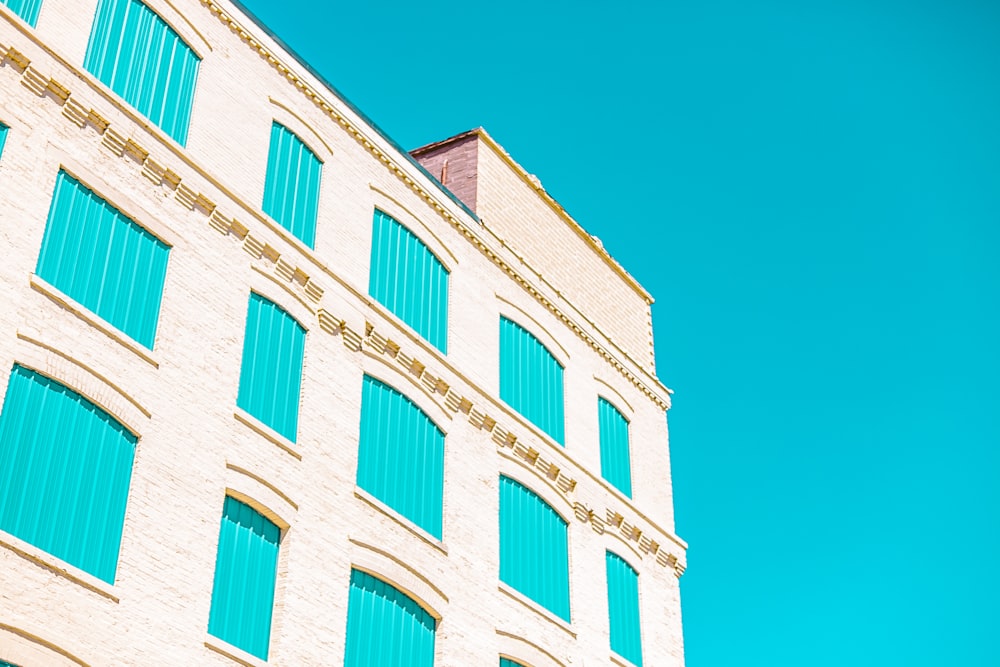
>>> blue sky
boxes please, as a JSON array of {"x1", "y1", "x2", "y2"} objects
[{"x1": 238, "y1": 1, "x2": 999, "y2": 664}]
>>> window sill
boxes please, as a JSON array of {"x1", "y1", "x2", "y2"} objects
[
  {"x1": 353, "y1": 487, "x2": 448, "y2": 555},
  {"x1": 0, "y1": 529, "x2": 119, "y2": 602},
  {"x1": 497, "y1": 582, "x2": 576, "y2": 638},
  {"x1": 204, "y1": 634, "x2": 269, "y2": 667},
  {"x1": 610, "y1": 652, "x2": 642, "y2": 667},
  {"x1": 233, "y1": 408, "x2": 302, "y2": 460},
  {"x1": 29, "y1": 273, "x2": 159, "y2": 368}
]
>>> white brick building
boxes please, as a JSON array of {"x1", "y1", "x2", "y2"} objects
[{"x1": 0, "y1": 1, "x2": 686, "y2": 665}]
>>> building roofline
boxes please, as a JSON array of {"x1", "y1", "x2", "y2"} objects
[
  {"x1": 411, "y1": 128, "x2": 656, "y2": 305},
  {"x1": 227, "y1": 0, "x2": 480, "y2": 225}
]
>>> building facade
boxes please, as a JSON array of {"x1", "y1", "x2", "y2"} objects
[{"x1": 0, "y1": 0, "x2": 686, "y2": 665}]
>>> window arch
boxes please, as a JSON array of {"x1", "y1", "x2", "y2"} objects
[
  {"x1": 498, "y1": 475, "x2": 570, "y2": 621},
  {"x1": 0, "y1": 365, "x2": 136, "y2": 583},
  {"x1": 262, "y1": 121, "x2": 323, "y2": 248},
  {"x1": 344, "y1": 568, "x2": 436, "y2": 667},
  {"x1": 499, "y1": 317, "x2": 565, "y2": 445}
]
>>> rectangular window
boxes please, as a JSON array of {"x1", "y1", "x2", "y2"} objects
[
  {"x1": 208, "y1": 497, "x2": 280, "y2": 661},
  {"x1": 1, "y1": 0, "x2": 43, "y2": 26},
  {"x1": 358, "y1": 375, "x2": 445, "y2": 539},
  {"x1": 344, "y1": 569, "x2": 436, "y2": 667},
  {"x1": 499, "y1": 317, "x2": 565, "y2": 445},
  {"x1": 37, "y1": 170, "x2": 170, "y2": 349},
  {"x1": 237, "y1": 293, "x2": 306, "y2": 442},
  {"x1": 0, "y1": 365, "x2": 136, "y2": 584},
  {"x1": 84, "y1": 0, "x2": 200, "y2": 145},
  {"x1": 499, "y1": 475, "x2": 570, "y2": 621},
  {"x1": 262, "y1": 122, "x2": 322, "y2": 248},
  {"x1": 598, "y1": 398, "x2": 633, "y2": 497},
  {"x1": 607, "y1": 551, "x2": 643, "y2": 666},
  {"x1": 369, "y1": 209, "x2": 449, "y2": 352}
]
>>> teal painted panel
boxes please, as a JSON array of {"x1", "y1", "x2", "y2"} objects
[
  {"x1": 37, "y1": 171, "x2": 170, "y2": 349},
  {"x1": 599, "y1": 398, "x2": 633, "y2": 497},
  {"x1": 500, "y1": 659, "x2": 527, "y2": 667},
  {"x1": 369, "y1": 209, "x2": 449, "y2": 352},
  {"x1": 237, "y1": 293, "x2": 306, "y2": 442},
  {"x1": 0, "y1": 124, "x2": 7, "y2": 158},
  {"x1": 83, "y1": 0, "x2": 200, "y2": 145},
  {"x1": 1, "y1": 0, "x2": 42, "y2": 26},
  {"x1": 1, "y1": 660, "x2": 21, "y2": 667},
  {"x1": 358, "y1": 375, "x2": 445, "y2": 539},
  {"x1": 0, "y1": 365, "x2": 136, "y2": 584},
  {"x1": 262, "y1": 122, "x2": 322, "y2": 248},
  {"x1": 499, "y1": 317, "x2": 565, "y2": 445},
  {"x1": 208, "y1": 497, "x2": 280, "y2": 660},
  {"x1": 344, "y1": 569, "x2": 436, "y2": 667},
  {"x1": 607, "y1": 551, "x2": 643, "y2": 666},
  {"x1": 498, "y1": 476, "x2": 570, "y2": 621}
]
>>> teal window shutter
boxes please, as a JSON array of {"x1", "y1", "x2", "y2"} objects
[
  {"x1": 500, "y1": 659, "x2": 527, "y2": 667},
  {"x1": 0, "y1": 123, "x2": 8, "y2": 157},
  {"x1": 262, "y1": 122, "x2": 322, "y2": 248},
  {"x1": 208, "y1": 497, "x2": 280, "y2": 660},
  {"x1": 358, "y1": 375, "x2": 445, "y2": 539},
  {"x1": 344, "y1": 569, "x2": 436, "y2": 667},
  {"x1": 37, "y1": 171, "x2": 170, "y2": 349},
  {"x1": 237, "y1": 293, "x2": 306, "y2": 442},
  {"x1": 499, "y1": 317, "x2": 565, "y2": 445},
  {"x1": 598, "y1": 398, "x2": 633, "y2": 497},
  {"x1": 1, "y1": 0, "x2": 43, "y2": 26},
  {"x1": 83, "y1": 0, "x2": 200, "y2": 145},
  {"x1": 0, "y1": 365, "x2": 136, "y2": 584},
  {"x1": 498, "y1": 476, "x2": 570, "y2": 621},
  {"x1": 606, "y1": 551, "x2": 643, "y2": 666},
  {"x1": 369, "y1": 209, "x2": 449, "y2": 352}
]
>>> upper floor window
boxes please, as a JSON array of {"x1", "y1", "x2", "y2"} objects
[
  {"x1": 369, "y1": 209, "x2": 449, "y2": 353},
  {"x1": 37, "y1": 170, "x2": 170, "y2": 349},
  {"x1": 0, "y1": 365, "x2": 136, "y2": 584},
  {"x1": 606, "y1": 551, "x2": 643, "y2": 666},
  {"x1": 84, "y1": 0, "x2": 200, "y2": 145},
  {"x1": 598, "y1": 398, "x2": 633, "y2": 498},
  {"x1": 237, "y1": 293, "x2": 306, "y2": 442},
  {"x1": 208, "y1": 496, "x2": 280, "y2": 661},
  {"x1": 358, "y1": 375, "x2": 445, "y2": 539},
  {"x1": 1, "y1": 0, "x2": 42, "y2": 27},
  {"x1": 344, "y1": 569, "x2": 436, "y2": 667},
  {"x1": 499, "y1": 317, "x2": 565, "y2": 445},
  {"x1": 498, "y1": 475, "x2": 570, "y2": 621},
  {"x1": 262, "y1": 122, "x2": 322, "y2": 248}
]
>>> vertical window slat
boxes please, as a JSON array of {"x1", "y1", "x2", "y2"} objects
[
  {"x1": 83, "y1": 0, "x2": 200, "y2": 145},
  {"x1": 1, "y1": 0, "x2": 43, "y2": 27}
]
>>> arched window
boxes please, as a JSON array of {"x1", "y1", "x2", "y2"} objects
[
  {"x1": 344, "y1": 569, "x2": 436, "y2": 666},
  {"x1": 598, "y1": 398, "x2": 632, "y2": 497},
  {"x1": 606, "y1": 551, "x2": 643, "y2": 666},
  {"x1": 499, "y1": 318, "x2": 564, "y2": 445},
  {"x1": 262, "y1": 122, "x2": 323, "y2": 248}
]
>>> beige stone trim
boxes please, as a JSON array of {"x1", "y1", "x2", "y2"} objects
[
  {"x1": 496, "y1": 293, "x2": 571, "y2": 364},
  {"x1": 268, "y1": 96, "x2": 334, "y2": 158},
  {"x1": 496, "y1": 629, "x2": 568, "y2": 667},
  {"x1": 369, "y1": 183, "x2": 459, "y2": 269},
  {"x1": 360, "y1": 346, "x2": 452, "y2": 426},
  {"x1": 225, "y1": 463, "x2": 298, "y2": 523},
  {"x1": 348, "y1": 537, "x2": 449, "y2": 620},
  {"x1": 498, "y1": 584, "x2": 577, "y2": 639},
  {"x1": 0, "y1": 530, "x2": 119, "y2": 602},
  {"x1": 353, "y1": 487, "x2": 448, "y2": 555},
  {"x1": 233, "y1": 408, "x2": 303, "y2": 461},
  {"x1": 155, "y1": 0, "x2": 214, "y2": 57},
  {"x1": 204, "y1": 634, "x2": 267, "y2": 667},
  {"x1": 29, "y1": 274, "x2": 160, "y2": 368},
  {"x1": 593, "y1": 375, "x2": 636, "y2": 418},
  {"x1": 0, "y1": 623, "x2": 90, "y2": 667}
]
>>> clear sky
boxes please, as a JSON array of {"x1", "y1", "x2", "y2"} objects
[{"x1": 237, "y1": 1, "x2": 999, "y2": 664}]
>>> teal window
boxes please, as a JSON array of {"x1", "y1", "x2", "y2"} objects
[
  {"x1": 344, "y1": 569, "x2": 436, "y2": 667},
  {"x1": 498, "y1": 476, "x2": 570, "y2": 621},
  {"x1": 237, "y1": 293, "x2": 306, "y2": 442},
  {"x1": 1, "y1": 0, "x2": 42, "y2": 26},
  {"x1": 38, "y1": 171, "x2": 170, "y2": 348},
  {"x1": 262, "y1": 122, "x2": 322, "y2": 248},
  {"x1": 208, "y1": 497, "x2": 280, "y2": 661},
  {"x1": 358, "y1": 376, "x2": 445, "y2": 539},
  {"x1": 369, "y1": 209, "x2": 449, "y2": 352},
  {"x1": 606, "y1": 551, "x2": 643, "y2": 666},
  {"x1": 500, "y1": 660, "x2": 527, "y2": 667},
  {"x1": 84, "y1": 0, "x2": 200, "y2": 145},
  {"x1": 598, "y1": 398, "x2": 633, "y2": 497},
  {"x1": 0, "y1": 365, "x2": 136, "y2": 584},
  {"x1": 0, "y1": 123, "x2": 8, "y2": 157},
  {"x1": 499, "y1": 317, "x2": 565, "y2": 445}
]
